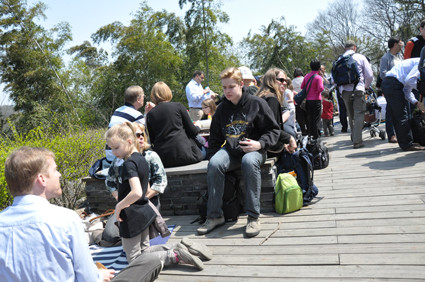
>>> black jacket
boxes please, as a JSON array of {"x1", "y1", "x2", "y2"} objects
[
  {"x1": 207, "y1": 87, "x2": 281, "y2": 159},
  {"x1": 146, "y1": 102, "x2": 203, "y2": 168}
]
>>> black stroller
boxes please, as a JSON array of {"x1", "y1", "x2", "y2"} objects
[{"x1": 363, "y1": 87, "x2": 386, "y2": 140}]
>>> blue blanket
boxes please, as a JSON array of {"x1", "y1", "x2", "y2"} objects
[{"x1": 90, "y1": 225, "x2": 175, "y2": 271}]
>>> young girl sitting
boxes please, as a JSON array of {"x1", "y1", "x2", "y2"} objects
[{"x1": 105, "y1": 122, "x2": 208, "y2": 270}]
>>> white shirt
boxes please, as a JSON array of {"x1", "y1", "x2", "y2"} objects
[
  {"x1": 385, "y1": 57, "x2": 420, "y2": 104},
  {"x1": 185, "y1": 79, "x2": 213, "y2": 108},
  {"x1": 0, "y1": 195, "x2": 101, "y2": 282}
]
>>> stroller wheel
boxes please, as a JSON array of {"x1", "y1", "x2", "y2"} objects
[
  {"x1": 379, "y1": 130, "x2": 386, "y2": 140},
  {"x1": 370, "y1": 131, "x2": 376, "y2": 138}
]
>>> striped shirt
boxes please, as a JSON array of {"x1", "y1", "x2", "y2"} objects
[{"x1": 108, "y1": 103, "x2": 144, "y2": 128}]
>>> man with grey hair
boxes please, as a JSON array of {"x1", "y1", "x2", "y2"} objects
[{"x1": 337, "y1": 40, "x2": 373, "y2": 149}]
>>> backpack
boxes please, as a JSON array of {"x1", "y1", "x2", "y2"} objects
[
  {"x1": 275, "y1": 149, "x2": 318, "y2": 205},
  {"x1": 409, "y1": 110, "x2": 425, "y2": 146},
  {"x1": 331, "y1": 54, "x2": 360, "y2": 88},
  {"x1": 274, "y1": 173, "x2": 303, "y2": 214},
  {"x1": 293, "y1": 149, "x2": 319, "y2": 204},
  {"x1": 192, "y1": 172, "x2": 242, "y2": 224},
  {"x1": 306, "y1": 138, "x2": 329, "y2": 170}
]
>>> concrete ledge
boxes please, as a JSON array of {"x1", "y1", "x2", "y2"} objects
[{"x1": 83, "y1": 158, "x2": 277, "y2": 215}]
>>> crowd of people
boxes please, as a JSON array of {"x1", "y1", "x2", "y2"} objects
[{"x1": 2, "y1": 19, "x2": 425, "y2": 281}]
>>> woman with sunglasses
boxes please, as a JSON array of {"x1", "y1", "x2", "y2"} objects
[
  {"x1": 146, "y1": 81, "x2": 204, "y2": 168},
  {"x1": 256, "y1": 68, "x2": 297, "y2": 141}
]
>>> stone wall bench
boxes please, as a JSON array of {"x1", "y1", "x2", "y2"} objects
[{"x1": 83, "y1": 158, "x2": 277, "y2": 216}]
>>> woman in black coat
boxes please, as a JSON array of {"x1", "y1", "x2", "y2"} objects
[{"x1": 146, "y1": 81, "x2": 203, "y2": 168}]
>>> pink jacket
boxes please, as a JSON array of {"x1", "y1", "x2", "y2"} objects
[{"x1": 301, "y1": 71, "x2": 324, "y2": 101}]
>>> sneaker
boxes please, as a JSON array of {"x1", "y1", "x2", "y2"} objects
[
  {"x1": 389, "y1": 136, "x2": 398, "y2": 143},
  {"x1": 353, "y1": 143, "x2": 364, "y2": 149},
  {"x1": 197, "y1": 216, "x2": 225, "y2": 235},
  {"x1": 181, "y1": 237, "x2": 213, "y2": 261},
  {"x1": 175, "y1": 248, "x2": 204, "y2": 270},
  {"x1": 404, "y1": 145, "x2": 425, "y2": 151},
  {"x1": 245, "y1": 217, "x2": 261, "y2": 237}
]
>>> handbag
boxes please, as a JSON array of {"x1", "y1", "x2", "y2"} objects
[{"x1": 294, "y1": 74, "x2": 317, "y2": 105}]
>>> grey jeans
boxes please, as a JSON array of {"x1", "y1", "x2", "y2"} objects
[
  {"x1": 207, "y1": 148, "x2": 266, "y2": 219},
  {"x1": 342, "y1": 90, "x2": 366, "y2": 145},
  {"x1": 122, "y1": 228, "x2": 177, "y2": 266},
  {"x1": 112, "y1": 252, "x2": 162, "y2": 282}
]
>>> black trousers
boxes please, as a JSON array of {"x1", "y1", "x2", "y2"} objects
[
  {"x1": 337, "y1": 90, "x2": 348, "y2": 131},
  {"x1": 306, "y1": 100, "x2": 322, "y2": 139}
]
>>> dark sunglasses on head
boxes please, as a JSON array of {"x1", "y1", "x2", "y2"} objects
[
  {"x1": 136, "y1": 132, "x2": 144, "y2": 138},
  {"x1": 276, "y1": 78, "x2": 286, "y2": 83}
]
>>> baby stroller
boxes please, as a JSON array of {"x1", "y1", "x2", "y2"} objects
[{"x1": 363, "y1": 87, "x2": 386, "y2": 140}]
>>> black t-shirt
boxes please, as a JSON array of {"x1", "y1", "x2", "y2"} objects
[
  {"x1": 118, "y1": 152, "x2": 157, "y2": 238},
  {"x1": 118, "y1": 152, "x2": 149, "y2": 204}
]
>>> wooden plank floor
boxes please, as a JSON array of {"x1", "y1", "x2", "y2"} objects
[{"x1": 158, "y1": 122, "x2": 425, "y2": 281}]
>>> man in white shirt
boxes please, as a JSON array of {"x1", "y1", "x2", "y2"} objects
[
  {"x1": 382, "y1": 58, "x2": 425, "y2": 151},
  {"x1": 185, "y1": 70, "x2": 216, "y2": 121},
  {"x1": 0, "y1": 147, "x2": 162, "y2": 282}
]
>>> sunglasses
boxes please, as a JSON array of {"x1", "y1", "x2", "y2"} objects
[
  {"x1": 136, "y1": 132, "x2": 144, "y2": 138},
  {"x1": 276, "y1": 78, "x2": 287, "y2": 83}
]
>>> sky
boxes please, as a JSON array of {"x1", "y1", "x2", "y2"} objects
[{"x1": 0, "y1": 0, "x2": 334, "y2": 105}]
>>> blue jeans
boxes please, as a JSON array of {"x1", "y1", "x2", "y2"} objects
[
  {"x1": 382, "y1": 77, "x2": 413, "y2": 149},
  {"x1": 207, "y1": 148, "x2": 266, "y2": 219}
]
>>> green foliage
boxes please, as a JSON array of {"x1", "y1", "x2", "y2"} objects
[
  {"x1": 0, "y1": 122, "x2": 106, "y2": 210},
  {"x1": 178, "y1": 0, "x2": 238, "y2": 95},
  {"x1": 242, "y1": 17, "x2": 315, "y2": 77},
  {"x1": 0, "y1": 0, "x2": 79, "y2": 133}
]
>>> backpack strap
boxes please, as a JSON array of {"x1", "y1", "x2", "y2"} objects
[{"x1": 304, "y1": 74, "x2": 317, "y2": 96}]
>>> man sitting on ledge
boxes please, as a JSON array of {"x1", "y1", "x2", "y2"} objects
[{"x1": 197, "y1": 67, "x2": 294, "y2": 238}]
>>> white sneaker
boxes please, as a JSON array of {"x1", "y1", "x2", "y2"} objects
[
  {"x1": 197, "y1": 216, "x2": 225, "y2": 235},
  {"x1": 245, "y1": 217, "x2": 261, "y2": 237}
]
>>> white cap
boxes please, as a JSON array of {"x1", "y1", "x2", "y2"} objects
[{"x1": 238, "y1": 66, "x2": 255, "y2": 80}]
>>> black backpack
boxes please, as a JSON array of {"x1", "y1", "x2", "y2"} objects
[
  {"x1": 306, "y1": 138, "x2": 329, "y2": 170},
  {"x1": 192, "y1": 172, "x2": 242, "y2": 224},
  {"x1": 331, "y1": 54, "x2": 360, "y2": 87},
  {"x1": 409, "y1": 110, "x2": 425, "y2": 146},
  {"x1": 293, "y1": 149, "x2": 319, "y2": 204}
]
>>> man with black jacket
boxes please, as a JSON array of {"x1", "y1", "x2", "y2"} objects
[
  {"x1": 404, "y1": 20, "x2": 425, "y2": 59},
  {"x1": 197, "y1": 67, "x2": 289, "y2": 238}
]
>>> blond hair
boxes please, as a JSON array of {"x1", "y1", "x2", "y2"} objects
[
  {"x1": 105, "y1": 122, "x2": 140, "y2": 157},
  {"x1": 5, "y1": 147, "x2": 55, "y2": 196},
  {"x1": 220, "y1": 67, "x2": 243, "y2": 84},
  {"x1": 133, "y1": 122, "x2": 151, "y2": 151},
  {"x1": 150, "y1": 81, "x2": 173, "y2": 104}
]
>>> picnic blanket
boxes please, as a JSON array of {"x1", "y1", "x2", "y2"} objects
[{"x1": 90, "y1": 225, "x2": 175, "y2": 271}]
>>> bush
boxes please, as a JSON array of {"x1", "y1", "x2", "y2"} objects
[{"x1": 0, "y1": 123, "x2": 106, "y2": 210}]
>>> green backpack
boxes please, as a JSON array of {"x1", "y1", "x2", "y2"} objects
[{"x1": 274, "y1": 173, "x2": 303, "y2": 214}]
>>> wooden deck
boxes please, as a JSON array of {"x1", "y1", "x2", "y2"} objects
[{"x1": 159, "y1": 122, "x2": 425, "y2": 281}]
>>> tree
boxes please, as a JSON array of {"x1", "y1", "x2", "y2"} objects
[
  {"x1": 178, "y1": 0, "x2": 238, "y2": 93},
  {"x1": 0, "y1": 0, "x2": 78, "y2": 132},
  {"x1": 306, "y1": 0, "x2": 362, "y2": 62},
  {"x1": 87, "y1": 3, "x2": 185, "y2": 117},
  {"x1": 241, "y1": 17, "x2": 315, "y2": 77}
]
